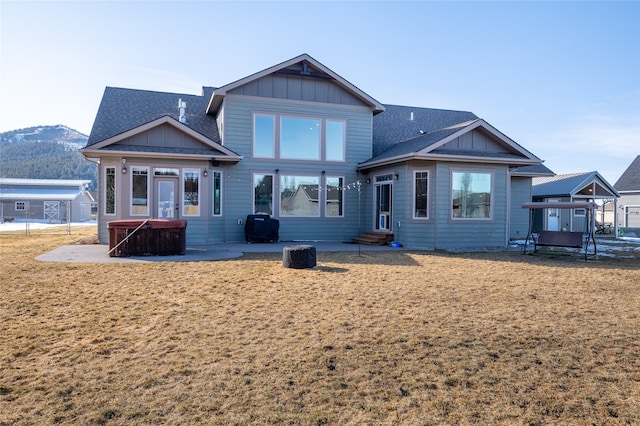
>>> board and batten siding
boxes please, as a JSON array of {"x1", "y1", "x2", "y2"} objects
[{"x1": 219, "y1": 95, "x2": 373, "y2": 242}]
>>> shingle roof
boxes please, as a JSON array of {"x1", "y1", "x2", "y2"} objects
[
  {"x1": 86, "y1": 86, "x2": 219, "y2": 147},
  {"x1": 614, "y1": 155, "x2": 640, "y2": 191},
  {"x1": 372, "y1": 104, "x2": 478, "y2": 157}
]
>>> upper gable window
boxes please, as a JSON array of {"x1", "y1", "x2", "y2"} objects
[
  {"x1": 281, "y1": 117, "x2": 321, "y2": 160},
  {"x1": 254, "y1": 114, "x2": 275, "y2": 158},
  {"x1": 253, "y1": 113, "x2": 345, "y2": 162},
  {"x1": 326, "y1": 120, "x2": 345, "y2": 162}
]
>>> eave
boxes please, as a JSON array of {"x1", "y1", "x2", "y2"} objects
[{"x1": 358, "y1": 152, "x2": 540, "y2": 172}]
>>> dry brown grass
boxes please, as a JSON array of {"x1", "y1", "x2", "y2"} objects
[{"x1": 1, "y1": 229, "x2": 639, "y2": 425}]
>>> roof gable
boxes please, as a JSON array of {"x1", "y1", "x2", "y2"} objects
[
  {"x1": 614, "y1": 155, "x2": 640, "y2": 191},
  {"x1": 82, "y1": 116, "x2": 240, "y2": 161},
  {"x1": 362, "y1": 117, "x2": 541, "y2": 169},
  {"x1": 532, "y1": 171, "x2": 620, "y2": 198},
  {"x1": 206, "y1": 54, "x2": 385, "y2": 115}
]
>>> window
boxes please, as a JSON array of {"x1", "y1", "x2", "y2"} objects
[
  {"x1": 154, "y1": 168, "x2": 179, "y2": 176},
  {"x1": 183, "y1": 169, "x2": 200, "y2": 216},
  {"x1": 414, "y1": 171, "x2": 429, "y2": 219},
  {"x1": 281, "y1": 117, "x2": 320, "y2": 160},
  {"x1": 280, "y1": 175, "x2": 320, "y2": 216},
  {"x1": 253, "y1": 174, "x2": 273, "y2": 215},
  {"x1": 15, "y1": 201, "x2": 26, "y2": 211},
  {"x1": 131, "y1": 167, "x2": 149, "y2": 215},
  {"x1": 253, "y1": 115, "x2": 275, "y2": 158},
  {"x1": 212, "y1": 171, "x2": 222, "y2": 216},
  {"x1": 574, "y1": 208, "x2": 586, "y2": 217},
  {"x1": 252, "y1": 113, "x2": 346, "y2": 162},
  {"x1": 451, "y1": 171, "x2": 492, "y2": 219},
  {"x1": 326, "y1": 120, "x2": 345, "y2": 161},
  {"x1": 105, "y1": 166, "x2": 116, "y2": 215},
  {"x1": 325, "y1": 177, "x2": 344, "y2": 217}
]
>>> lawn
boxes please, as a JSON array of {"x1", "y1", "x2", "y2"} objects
[{"x1": 1, "y1": 229, "x2": 639, "y2": 425}]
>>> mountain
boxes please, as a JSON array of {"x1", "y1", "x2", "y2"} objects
[{"x1": 0, "y1": 125, "x2": 97, "y2": 190}]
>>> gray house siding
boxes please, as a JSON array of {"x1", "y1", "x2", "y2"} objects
[
  {"x1": 510, "y1": 176, "x2": 531, "y2": 239},
  {"x1": 432, "y1": 163, "x2": 508, "y2": 249},
  {"x1": 215, "y1": 95, "x2": 373, "y2": 242}
]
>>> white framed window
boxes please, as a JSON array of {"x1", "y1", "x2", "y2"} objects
[
  {"x1": 413, "y1": 170, "x2": 429, "y2": 219},
  {"x1": 280, "y1": 175, "x2": 320, "y2": 217},
  {"x1": 451, "y1": 171, "x2": 493, "y2": 220},
  {"x1": 253, "y1": 173, "x2": 273, "y2": 215},
  {"x1": 105, "y1": 166, "x2": 116, "y2": 215},
  {"x1": 252, "y1": 113, "x2": 346, "y2": 162},
  {"x1": 131, "y1": 166, "x2": 149, "y2": 216},
  {"x1": 182, "y1": 169, "x2": 200, "y2": 216},
  {"x1": 325, "y1": 176, "x2": 344, "y2": 217},
  {"x1": 325, "y1": 120, "x2": 345, "y2": 162},
  {"x1": 574, "y1": 208, "x2": 586, "y2": 217},
  {"x1": 15, "y1": 201, "x2": 26, "y2": 211},
  {"x1": 280, "y1": 116, "x2": 321, "y2": 160},
  {"x1": 212, "y1": 170, "x2": 222, "y2": 216},
  {"x1": 253, "y1": 114, "x2": 275, "y2": 158}
]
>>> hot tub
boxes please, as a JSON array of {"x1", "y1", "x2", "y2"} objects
[{"x1": 108, "y1": 219, "x2": 187, "y2": 257}]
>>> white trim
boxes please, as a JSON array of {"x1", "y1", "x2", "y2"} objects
[
  {"x1": 211, "y1": 170, "x2": 223, "y2": 217},
  {"x1": 182, "y1": 169, "x2": 201, "y2": 217},
  {"x1": 253, "y1": 173, "x2": 274, "y2": 216},
  {"x1": 412, "y1": 170, "x2": 430, "y2": 220},
  {"x1": 104, "y1": 166, "x2": 117, "y2": 216},
  {"x1": 130, "y1": 166, "x2": 150, "y2": 216},
  {"x1": 325, "y1": 175, "x2": 345, "y2": 218},
  {"x1": 450, "y1": 169, "x2": 495, "y2": 221}
]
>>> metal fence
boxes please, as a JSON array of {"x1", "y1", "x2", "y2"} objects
[{"x1": 0, "y1": 200, "x2": 97, "y2": 236}]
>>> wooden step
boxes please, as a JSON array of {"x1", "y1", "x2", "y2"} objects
[{"x1": 352, "y1": 232, "x2": 394, "y2": 246}]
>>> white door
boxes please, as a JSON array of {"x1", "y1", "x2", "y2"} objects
[
  {"x1": 547, "y1": 200, "x2": 559, "y2": 231},
  {"x1": 156, "y1": 179, "x2": 177, "y2": 218}
]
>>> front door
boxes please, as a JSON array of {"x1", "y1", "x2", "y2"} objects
[
  {"x1": 156, "y1": 179, "x2": 178, "y2": 219},
  {"x1": 375, "y1": 177, "x2": 393, "y2": 231}
]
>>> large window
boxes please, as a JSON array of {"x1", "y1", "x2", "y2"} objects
[
  {"x1": 280, "y1": 175, "x2": 320, "y2": 217},
  {"x1": 253, "y1": 174, "x2": 273, "y2": 215},
  {"x1": 183, "y1": 169, "x2": 200, "y2": 216},
  {"x1": 451, "y1": 171, "x2": 492, "y2": 219},
  {"x1": 254, "y1": 115, "x2": 275, "y2": 158},
  {"x1": 253, "y1": 114, "x2": 345, "y2": 162},
  {"x1": 414, "y1": 171, "x2": 429, "y2": 219},
  {"x1": 326, "y1": 120, "x2": 345, "y2": 161},
  {"x1": 325, "y1": 176, "x2": 344, "y2": 217},
  {"x1": 131, "y1": 167, "x2": 149, "y2": 215},
  {"x1": 281, "y1": 117, "x2": 320, "y2": 160},
  {"x1": 212, "y1": 171, "x2": 222, "y2": 216},
  {"x1": 105, "y1": 167, "x2": 116, "y2": 215}
]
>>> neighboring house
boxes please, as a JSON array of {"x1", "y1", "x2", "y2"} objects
[
  {"x1": 0, "y1": 178, "x2": 94, "y2": 223},
  {"x1": 82, "y1": 53, "x2": 552, "y2": 249},
  {"x1": 614, "y1": 155, "x2": 640, "y2": 228},
  {"x1": 531, "y1": 171, "x2": 619, "y2": 233}
]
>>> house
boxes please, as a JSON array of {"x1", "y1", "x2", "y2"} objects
[
  {"x1": 82, "y1": 53, "x2": 552, "y2": 249},
  {"x1": 614, "y1": 155, "x2": 640, "y2": 229},
  {"x1": 0, "y1": 178, "x2": 94, "y2": 223},
  {"x1": 530, "y1": 171, "x2": 620, "y2": 233}
]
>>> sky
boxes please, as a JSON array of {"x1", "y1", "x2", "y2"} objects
[{"x1": 1, "y1": 0, "x2": 639, "y2": 184}]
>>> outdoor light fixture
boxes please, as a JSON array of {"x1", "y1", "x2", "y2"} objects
[
  {"x1": 203, "y1": 169, "x2": 208, "y2": 177},
  {"x1": 394, "y1": 173, "x2": 399, "y2": 180},
  {"x1": 121, "y1": 159, "x2": 127, "y2": 174}
]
